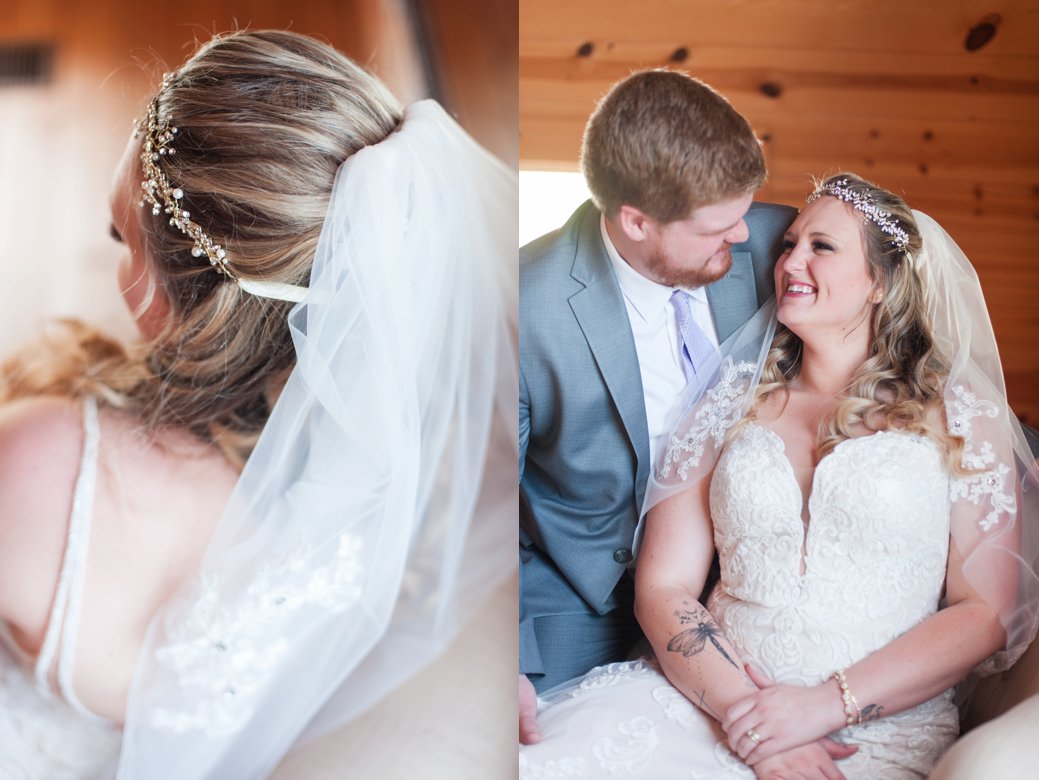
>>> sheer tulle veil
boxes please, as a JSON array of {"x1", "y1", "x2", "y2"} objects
[
  {"x1": 114, "y1": 101, "x2": 517, "y2": 778},
  {"x1": 638, "y1": 208, "x2": 1039, "y2": 678}
]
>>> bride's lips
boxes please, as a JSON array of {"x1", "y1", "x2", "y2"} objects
[{"x1": 783, "y1": 280, "x2": 817, "y2": 297}]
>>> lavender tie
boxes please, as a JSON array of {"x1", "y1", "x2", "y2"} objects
[{"x1": 669, "y1": 289, "x2": 717, "y2": 383}]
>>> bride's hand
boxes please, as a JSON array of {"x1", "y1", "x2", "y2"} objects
[
  {"x1": 724, "y1": 664, "x2": 848, "y2": 765},
  {"x1": 751, "y1": 741, "x2": 850, "y2": 780}
]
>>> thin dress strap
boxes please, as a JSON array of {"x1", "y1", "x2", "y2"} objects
[{"x1": 33, "y1": 396, "x2": 107, "y2": 721}]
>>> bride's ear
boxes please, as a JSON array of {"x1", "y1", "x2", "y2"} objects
[
  {"x1": 119, "y1": 247, "x2": 174, "y2": 341},
  {"x1": 869, "y1": 288, "x2": 884, "y2": 304}
]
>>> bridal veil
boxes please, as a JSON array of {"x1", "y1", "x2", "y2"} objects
[{"x1": 115, "y1": 100, "x2": 518, "y2": 778}]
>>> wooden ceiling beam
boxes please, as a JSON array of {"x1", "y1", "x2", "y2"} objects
[{"x1": 521, "y1": 0, "x2": 1039, "y2": 58}]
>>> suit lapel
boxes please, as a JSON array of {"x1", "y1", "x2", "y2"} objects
[
  {"x1": 569, "y1": 208, "x2": 650, "y2": 481},
  {"x1": 706, "y1": 251, "x2": 757, "y2": 342}
]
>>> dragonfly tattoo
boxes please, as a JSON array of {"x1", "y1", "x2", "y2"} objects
[{"x1": 666, "y1": 607, "x2": 739, "y2": 669}]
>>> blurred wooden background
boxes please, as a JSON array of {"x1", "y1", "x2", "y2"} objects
[
  {"x1": 0, "y1": 0, "x2": 516, "y2": 357},
  {"x1": 520, "y1": 0, "x2": 1039, "y2": 424}
]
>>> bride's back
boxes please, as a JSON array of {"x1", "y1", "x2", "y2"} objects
[
  {"x1": 0, "y1": 29, "x2": 407, "y2": 755},
  {"x1": 0, "y1": 395, "x2": 238, "y2": 722}
]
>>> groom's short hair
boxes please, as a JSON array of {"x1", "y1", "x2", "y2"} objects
[{"x1": 581, "y1": 70, "x2": 766, "y2": 223}]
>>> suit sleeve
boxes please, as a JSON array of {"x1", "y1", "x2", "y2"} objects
[
  {"x1": 518, "y1": 361, "x2": 545, "y2": 675},
  {"x1": 518, "y1": 363, "x2": 530, "y2": 484}
]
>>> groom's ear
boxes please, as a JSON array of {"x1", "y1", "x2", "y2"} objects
[{"x1": 615, "y1": 204, "x2": 653, "y2": 243}]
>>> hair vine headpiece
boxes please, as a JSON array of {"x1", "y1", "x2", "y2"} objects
[
  {"x1": 134, "y1": 73, "x2": 308, "y2": 303},
  {"x1": 807, "y1": 178, "x2": 910, "y2": 252}
]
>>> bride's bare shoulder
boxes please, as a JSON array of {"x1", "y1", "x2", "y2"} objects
[
  {"x1": 0, "y1": 395, "x2": 86, "y2": 644},
  {"x1": 0, "y1": 395, "x2": 85, "y2": 526}
]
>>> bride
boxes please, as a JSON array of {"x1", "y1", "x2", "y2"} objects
[
  {"x1": 0, "y1": 30, "x2": 516, "y2": 779},
  {"x1": 520, "y1": 173, "x2": 1038, "y2": 779}
]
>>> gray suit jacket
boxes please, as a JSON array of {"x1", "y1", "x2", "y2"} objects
[{"x1": 519, "y1": 200, "x2": 796, "y2": 677}]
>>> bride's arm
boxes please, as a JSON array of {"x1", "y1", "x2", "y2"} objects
[
  {"x1": 634, "y1": 474, "x2": 756, "y2": 722},
  {"x1": 637, "y1": 476, "x2": 856, "y2": 779},
  {"x1": 638, "y1": 462, "x2": 858, "y2": 778},
  {"x1": 724, "y1": 539, "x2": 1005, "y2": 766}
]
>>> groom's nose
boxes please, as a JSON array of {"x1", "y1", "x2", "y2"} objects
[{"x1": 725, "y1": 218, "x2": 749, "y2": 245}]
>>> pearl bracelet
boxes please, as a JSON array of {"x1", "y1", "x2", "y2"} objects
[{"x1": 831, "y1": 669, "x2": 862, "y2": 727}]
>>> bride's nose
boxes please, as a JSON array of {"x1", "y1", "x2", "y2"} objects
[{"x1": 782, "y1": 243, "x2": 808, "y2": 272}]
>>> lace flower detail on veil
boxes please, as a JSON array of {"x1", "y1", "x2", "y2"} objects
[
  {"x1": 947, "y1": 385, "x2": 1015, "y2": 532},
  {"x1": 659, "y1": 359, "x2": 756, "y2": 481},
  {"x1": 149, "y1": 533, "x2": 364, "y2": 737}
]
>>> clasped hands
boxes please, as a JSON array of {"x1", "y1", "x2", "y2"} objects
[{"x1": 722, "y1": 665, "x2": 856, "y2": 780}]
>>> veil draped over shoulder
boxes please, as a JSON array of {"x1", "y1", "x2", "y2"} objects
[
  {"x1": 115, "y1": 101, "x2": 518, "y2": 779},
  {"x1": 638, "y1": 210, "x2": 1039, "y2": 677}
]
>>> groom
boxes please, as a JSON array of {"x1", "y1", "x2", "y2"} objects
[{"x1": 519, "y1": 70, "x2": 795, "y2": 741}]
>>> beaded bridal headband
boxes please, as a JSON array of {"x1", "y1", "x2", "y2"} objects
[
  {"x1": 134, "y1": 73, "x2": 308, "y2": 303},
  {"x1": 807, "y1": 178, "x2": 910, "y2": 252}
]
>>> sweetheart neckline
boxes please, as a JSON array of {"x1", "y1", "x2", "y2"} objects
[
  {"x1": 736, "y1": 423, "x2": 933, "y2": 576},
  {"x1": 743, "y1": 422, "x2": 929, "y2": 496}
]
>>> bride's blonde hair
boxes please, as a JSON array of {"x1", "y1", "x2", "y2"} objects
[
  {"x1": 748, "y1": 172, "x2": 969, "y2": 471},
  {"x1": 0, "y1": 30, "x2": 402, "y2": 467}
]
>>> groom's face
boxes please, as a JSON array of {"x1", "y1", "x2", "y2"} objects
[{"x1": 643, "y1": 194, "x2": 753, "y2": 289}]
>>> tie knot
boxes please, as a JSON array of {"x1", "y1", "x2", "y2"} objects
[
  {"x1": 670, "y1": 289, "x2": 694, "y2": 322},
  {"x1": 669, "y1": 288, "x2": 715, "y2": 383}
]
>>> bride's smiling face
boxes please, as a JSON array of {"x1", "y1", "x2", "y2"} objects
[
  {"x1": 774, "y1": 196, "x2": 879, "y2": 343},
  {"x1": 109, "y1": 134, "x2": 169, "y2": 338}
]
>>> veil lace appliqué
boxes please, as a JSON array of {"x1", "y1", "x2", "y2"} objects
[
  {"x1": 659, "y1": 359, "x2": 757, "y2": 482},
  {"x1": 150, "y1": 533, "x2": 364, "y2": 736},
  {"x1": 946, "y1": 385, "x2": 1015, "y2": 533}
]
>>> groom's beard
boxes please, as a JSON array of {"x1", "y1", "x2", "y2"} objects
[{"x1": 647, "y1": 245, "x2": 733, "y2": 289}]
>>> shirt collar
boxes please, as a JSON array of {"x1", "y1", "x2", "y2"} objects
[{"x1": 599, "y1": 213, "x2": 708, "y2": 321}]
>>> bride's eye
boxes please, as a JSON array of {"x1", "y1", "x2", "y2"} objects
[
  {"x1": 780, "y1": 238, "x2": 795, "y2": 251},
  {"x1": 812, "y1": 241, "x2": 834, "y2": 252},
  {"x1": 109, "y1": 223, "x2": 124, "y2": 243}
]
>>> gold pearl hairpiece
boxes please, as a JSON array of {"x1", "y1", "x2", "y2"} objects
[
  {"x1": 135, "y1": 72, "x2": 236, "y2": 282},
  {"x1": 132, "y1": 72, "x2": 308, "y2": 303}
]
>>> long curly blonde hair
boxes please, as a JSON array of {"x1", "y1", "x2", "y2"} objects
[
  {"x1": 748, "y1": 172, "x2": 969, "y2": 471},
  {"x1": 0, "y1": 31, "x2": 402, "y2": 467}
]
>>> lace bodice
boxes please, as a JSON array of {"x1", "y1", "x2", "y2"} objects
[
  {"x1": 708, "y1": 423, "x2": 952, "y2": 684},
  {"x1": 0, "y1": 398, "x2": 122, "y2": 779}
]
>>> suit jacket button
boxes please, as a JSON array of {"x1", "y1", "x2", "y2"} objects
[{"x1": 613, "y1": 548, "x2": 632, "y2": 563}]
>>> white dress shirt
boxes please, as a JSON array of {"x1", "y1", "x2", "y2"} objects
[{"x1": 600, "y1": 215, "x2": 720, "y2": 470}]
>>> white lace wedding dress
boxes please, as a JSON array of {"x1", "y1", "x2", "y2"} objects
[
  {"x1": 0, "y1": 398, "x2": 123, "y2": 779},
  {"x1": 520, "y1": 422, "x2": 959, "y2": 779}
]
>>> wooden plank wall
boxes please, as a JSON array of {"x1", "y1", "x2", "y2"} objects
[
  {"x1": 421, "y1": 0, "x2": 519, "y2": 167},
  {"x1": 520, "y1": 0, "x2": 1039, "y2": 424},
  {"x1": 0, "y1": 0, "x2": 516, "y2": 357}
]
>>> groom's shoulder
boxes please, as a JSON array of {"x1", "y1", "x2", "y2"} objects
[
  {"x1": 745, "y1": 201, "x2": 798, "y2": 231},
  {"x1": 520, "y1": 200, "x2": 597, "y2": 272}
]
